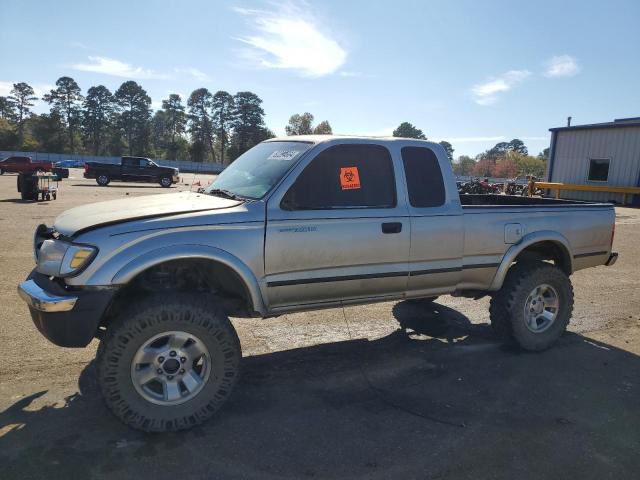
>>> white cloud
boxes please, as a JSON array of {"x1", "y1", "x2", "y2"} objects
[
  {"x1": 234, "y1": 5, "x2": 347, "y2": 77},
  {"x1": 0, "y1": 81, "x2": 54, "y2": 98},
  {"x1": 338, "y1": 71, "x2": 361, "y2": 77},
  {"x1": 72, "y1": 56, "x2": 168, "y2": 79},
  {"x1": 0, "y1": 81, "x2": 13, "y2": 96},
  {"x1": 521, "y1": 136, "x2": 548, "y2": 141},
  {"x1": 174, "y1": 67, "x2": 210, "y2": 82},
  {"x1": 471, "y1": 70, "x2": 531, "y2": 105},
  {"x1": 544, "y1": 55, "x2": 580, "y2": 78}
]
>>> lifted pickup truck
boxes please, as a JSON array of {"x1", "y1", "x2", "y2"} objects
[
  {"x1": 18, "y1": 136, "x2": 618, "y2": 432},
  {"x1": 84, "y1": 156, "x2": 179, "y2": 187}
]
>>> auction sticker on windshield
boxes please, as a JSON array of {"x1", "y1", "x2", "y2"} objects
[
  {"x1": 268, "y1": 150, "x2": 300, "y2": 161},
  {"x1": 340, "y1": 166, "x2": 361, "y2": 190}
]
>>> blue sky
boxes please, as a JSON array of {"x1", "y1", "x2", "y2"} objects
[{"x1": 1, "y1": 0, "x2": 639, "y2": 157}]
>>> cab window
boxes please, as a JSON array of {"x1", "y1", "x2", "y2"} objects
[
  {"x1": 282, "y1": 144, "x2": 396, "y2": 210},
  {"x1": 401, "y1": 147, "x2": 446, "y2": 208}
]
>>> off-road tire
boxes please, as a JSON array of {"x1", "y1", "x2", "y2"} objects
[
  {"x1": 159, "y1": 176, "x2": 172, "y2": 188},
  {"x1": 96, "y1": 174, "x2": 110, "y2": 186},
  {"x1": 96, "y1": 293, "x2": 241, "y2": 432},
  {"x1": 489, "y1": 261, "x2": 573, "y2": 351}
]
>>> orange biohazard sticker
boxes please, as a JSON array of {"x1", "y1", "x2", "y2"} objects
[{"x1": 340, "y1": 167, "x2": 361, "y2": 190}]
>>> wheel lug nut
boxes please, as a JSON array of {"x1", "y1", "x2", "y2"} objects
[
  {"x1": 180, "y1": 357, "x2": 186, "y2": 363},
  {"x1": 158, "y1": 356, "x2": 164, "y2": 363},
  {"x1": 157, "y1": 368, "x2": 163, "y2": 374},
  {"x1": 180, "y1": 369, "x2": 185, "y2": 374},
  {"x1": 168, "y1": 375, "x2": 174, "y2": 380},
  {"x1": 170, "y1": 351, "x2": 177, "y2": 357}
]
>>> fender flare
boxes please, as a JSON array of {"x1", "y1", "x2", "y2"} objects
[
  {"x1": 489, "y1": 231, "x2": 573, "y2": 291},
  {"x1": 111, "y1": 244, "x2": 267, "y2": 315}
]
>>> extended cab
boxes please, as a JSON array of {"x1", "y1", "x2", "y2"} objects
[
  {"x1": 18, "y1": 136, "x2": 618, "y2": 432},
  {"x1": 84, "y1": 156, "x2": 179, "y2": 187}
]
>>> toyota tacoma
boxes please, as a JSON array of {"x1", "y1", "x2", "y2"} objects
[{"x1": 18, "y1": 136, "x2": 618, "y2": 432}]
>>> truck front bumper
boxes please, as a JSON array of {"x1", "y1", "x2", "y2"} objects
[{"x1": 18, "y1": 271, "x2": 115, "y2": 347}]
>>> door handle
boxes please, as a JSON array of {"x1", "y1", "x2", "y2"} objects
[{"x1": 381, "y1": 222, "x2": 402, "y2": 234}]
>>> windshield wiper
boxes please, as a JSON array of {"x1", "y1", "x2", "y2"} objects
[{"x1": 208, "y1": 188, "x2": 245, "y2": 201}]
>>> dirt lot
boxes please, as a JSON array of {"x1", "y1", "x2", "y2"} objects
[{"x1": 0, "y1": 170, "x2": 639, "y2": 479}]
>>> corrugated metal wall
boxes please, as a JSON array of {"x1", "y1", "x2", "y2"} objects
[{"x1": 550, "y1": 126, "x2": 640, "y2": 203}]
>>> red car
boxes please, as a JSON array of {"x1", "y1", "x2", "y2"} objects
[
  {"x1": 0, "y1": 156, "x2": 69, "y2": 179},
  {"x1": 0, "y1": 156, "x2": 53, "y2": 175}
]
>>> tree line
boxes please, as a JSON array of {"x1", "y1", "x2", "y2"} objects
[
  {"x1": 0, "y1": 78, "x2": 273, "y2": 164},
  {"x1": 391, "y1": 121, "x2": 548, "y2": 178},
  {"x1": 0, "y1": 78, "x2": 549, "y2": 176}
]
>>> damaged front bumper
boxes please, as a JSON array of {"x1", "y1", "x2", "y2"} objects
[{"x1": 18, "y1": 271, "x2": 115, "y2": 347}]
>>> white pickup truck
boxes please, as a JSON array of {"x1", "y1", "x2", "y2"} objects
[{"x1": 18, "y1": 136, "x2": 618, "y2": 432}]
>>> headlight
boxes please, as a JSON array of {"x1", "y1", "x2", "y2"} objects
[
  {"x1": 61, "y1": 245, "x2": 98, "y2": 275},
  {"x1": 37, "y1": 240, "x2": 97, "y2": 277}
]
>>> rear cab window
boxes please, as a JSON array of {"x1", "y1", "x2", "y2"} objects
[
  {"x1": 282, "y1": 144, "x2": 396, "y2": 210},
  {"x1": 401, "y1": 146, "x2": 446, "y2": 208}
]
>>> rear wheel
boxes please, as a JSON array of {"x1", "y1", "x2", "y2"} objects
[
  {"x1": 489, "y1": 261, "x2": 573, "y2": 351},
  {"x1": 96, "y1": 174, "x2": 110, "y2": 186},
  {"x1": 159, "y1": 176, "x2": 172, "y2": 188},
  {"x1": 0, "y1": 168, "x2": 4, "y2": 175},
  {"x1": 96, "y1": 293, "x2": 241, "y2": 432}
]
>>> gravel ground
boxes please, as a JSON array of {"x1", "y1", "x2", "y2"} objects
[{"x1": 0, "y1": 170, "x2": 638, "y2": 479}]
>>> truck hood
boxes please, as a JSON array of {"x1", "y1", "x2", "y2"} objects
[{"x1": 54, "y1": 191, "x2": 242, "y2": 236}]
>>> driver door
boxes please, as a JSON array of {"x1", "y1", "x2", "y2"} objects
[{"x1": 264, "y1": 143, "x2": 410, "y2": 309}]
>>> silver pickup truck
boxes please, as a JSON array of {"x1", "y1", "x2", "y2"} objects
[{"x1": 18, "y1": 136, "x2": 618, "y2": 432}]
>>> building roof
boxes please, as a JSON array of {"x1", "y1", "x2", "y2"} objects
[{"x1": 550, "y1": 117, "x2": 640, "y2": 132}]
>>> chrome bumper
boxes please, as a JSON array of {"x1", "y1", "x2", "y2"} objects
[
  {"x1": 605, "y1": 252, "x2": 618, "y2": 266},
  {"x1": 18, "y1": 279, "x2": 78, "y2": 312}
]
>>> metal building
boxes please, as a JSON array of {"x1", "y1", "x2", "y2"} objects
[{"x1": 547, "y1": 117, "x2": 640, "y2": 204}]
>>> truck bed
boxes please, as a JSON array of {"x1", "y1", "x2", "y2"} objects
[{"x1": 459, "y1": 194, "x2": 608, "y2": 207}]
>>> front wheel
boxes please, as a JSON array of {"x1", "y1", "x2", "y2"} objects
[
  {"x1": 96, "y1": 174, "x2": 110, "y2": 186},
  {"x1": 96, "y1": 293, "x2": 241, "y2": 432},
  {"x1": 489, "y1": 262, "x2": 573, "y2": 351},
  {"x1": 159, "y1": 176, "x2": 172, "y2": 188}
]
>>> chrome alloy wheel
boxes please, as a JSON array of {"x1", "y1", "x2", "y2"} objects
[
  {"x1": 523, "y1": 284, "x2": 560, "y2": 333},
  {"x1": 160, "y1": 177, "x2": 171, "y2": 187},
  {"x1": 131, "y1": 331, "x2": 211, "y2": 405}
]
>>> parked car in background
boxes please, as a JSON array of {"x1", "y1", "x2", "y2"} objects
[
  {"x1": 1, "y1": 156, "x2": 52, "y2": 175},
  {"x1": 84, "y1": 156, "x2": 179, "y2": 187},
  {"x1": 1, "y1": 156, "x2": 68, "y2": 179},
  {"x1": 55, "y1": 159, "x2": 86, "y2": 169}
]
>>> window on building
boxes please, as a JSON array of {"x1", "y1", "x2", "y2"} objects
[
  {"x1": 401, "y1": 147, "x2": 446, "y2": 207},
  {"x1": 282, "y1": 144, "x2": 396, "y2": 210},
  {"x1": 587, "y1": 158, "x2": 610, "y2": 182}
]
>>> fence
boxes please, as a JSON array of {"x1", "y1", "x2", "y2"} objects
[{"x1": 0, "y1": 151, "x2": 225, "y2": 174}]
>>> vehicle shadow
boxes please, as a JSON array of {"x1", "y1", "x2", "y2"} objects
[{"x1": 1, "y1": 300, "x2": 639, "y2": 479}]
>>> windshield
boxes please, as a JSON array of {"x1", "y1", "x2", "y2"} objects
[{"x1": 206, "y1": 141, "x2": 313, "y2": 199}]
